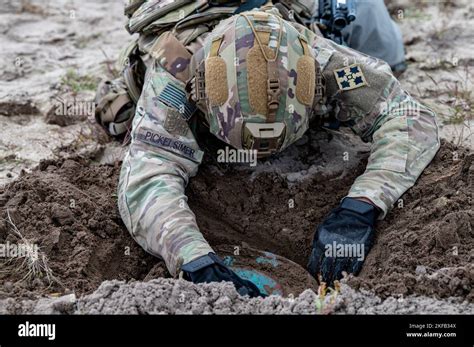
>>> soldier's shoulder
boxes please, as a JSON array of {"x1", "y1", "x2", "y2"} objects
[
  {"x1": 313, "y1": 38, "x2": 395, "y2": 97},
  {"x1": 313, "y1": 38, "x2": 401, "y2": 132}
]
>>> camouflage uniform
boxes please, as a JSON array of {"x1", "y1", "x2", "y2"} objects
[{"x1": 117, "y1": 4, "x2": 440, "y2": 277}]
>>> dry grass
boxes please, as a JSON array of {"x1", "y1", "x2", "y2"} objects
[
  {"x1": 445, "y1": 65, "x2": 473, "y2": 123},
  {"x1": 0, "y1": 209, "x2": 61, "y2": 288},
  {"x1": 61, "y1": 69, "x2": 98, "y2": 94}
]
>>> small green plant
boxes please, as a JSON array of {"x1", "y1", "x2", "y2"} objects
[
  {"x1": 444, "y1": 68, "x2": 473, "y2": 125},
  {"x1": 74, "y1": 33, "x2": 102, "y2": 49},
  {"x1": 448, "y1": 105, "x2": 470, "y2": 125},
  {"x1": 314, "y1": 279, "x2": 340, "y2": 314},
  {"x1": 61, "y1": 69, "x2": 98, "y2": 93},
  {"x1": 402, "y1": 7, "x2": 432, "y2": 21}
]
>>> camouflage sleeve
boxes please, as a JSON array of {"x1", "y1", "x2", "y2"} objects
[
  {"x1": 311, "y1": 37, "x2": 440, "y2": 219},
  {"x1": 117, "y1": 60, "x2": 214, "y2": 277}
]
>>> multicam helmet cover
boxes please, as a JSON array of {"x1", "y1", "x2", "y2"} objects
[{"x1": 191, "y1": 9, "x2": 319, "y2": 157}]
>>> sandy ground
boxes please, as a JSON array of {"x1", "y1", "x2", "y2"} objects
[
  {"x1": 0, "y1": 0, "x2": 128, "y2": 188},
  {"x1": 0, "y1": 0, "x2": 473, "y2": 314},
  {"x1": 390, "y1": 0, "x2": 474, "y2": 147},
  {"x1": 0, "y1": 0, "x2": 473, "y2": 187}
]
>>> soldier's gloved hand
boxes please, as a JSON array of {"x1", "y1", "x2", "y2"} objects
[
  {"x1": 307, "y1": 197, "x2": 379, "y2": 286},
  {"x1": 181, "y1": 253, "x2": 266, "y2": 298}
]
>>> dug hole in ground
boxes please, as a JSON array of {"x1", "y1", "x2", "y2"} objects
[{"x1": 0, "y1": 0, "x2": 473, "y2": 314}]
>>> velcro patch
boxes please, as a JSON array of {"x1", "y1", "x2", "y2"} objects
[
  {"x1": 136, "y1": 128, "x2": 202, "y2": 162},
  {"x1": 150, "y1": 32, "x2": 192, "y2": 82},
  {"x1": 314, "y1": 47, "x2": 333, "y2": 70},
  {"x1": 333, "y1": 64, "x2": 368, "y2": 91},
  {"x1": 157, "y1": 83, "x2": 196, "y2": 120},
  {"x1": 205, "y1": 56, "x2": 229, "y2": 107},
  {"x1": 164, "y1": 109, "x2": 189, "y2": 136},
  {"x1": 296, "y1": 55, "x2": 315, "y2": 106}
]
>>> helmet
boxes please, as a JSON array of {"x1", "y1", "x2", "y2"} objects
[{"x1": 189, "y1": 8, "x2": 320, "y2": 157}]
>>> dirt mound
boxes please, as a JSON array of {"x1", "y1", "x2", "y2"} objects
[
  {"x1": 0, "y1": 159, "x2": 163, "y2": 299},
  {"x1": 2, "y1": 279, "x2": 472, "y2": 315},
  {"x1": 350, "y1": 142, "x2": 474, "y2": 301},
  {"x1": 0, "y1": 141, "x2": 472, "y2": 302}
]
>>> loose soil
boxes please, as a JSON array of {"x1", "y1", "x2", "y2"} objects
[{"x1": 0, "y1": 140, "x2": 471, "y2": 302}]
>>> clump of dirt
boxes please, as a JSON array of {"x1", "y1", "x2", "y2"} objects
[
  {"x1": 0, "y1": 101, "x2": 40, "y2": 117},
  {"x1": 4, "y1": 278, "x2": 473, "y2": 315},
  {"x1": 0, "y1": 159, "x2": 163, "y2": 299},
  {"x1": 0, "y1": 141, "x2": 472, "y2": 303},
  {"x1": 44, "y1": 104, "x2": 88, "y2": 127}
]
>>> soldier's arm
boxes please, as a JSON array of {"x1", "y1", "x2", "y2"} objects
[
  {"x1": 310, "y1": 36, "x2": 440, "y2": 219},
  {"x1": 118, "y1": 58, "x2": 213, "y2": 277}
]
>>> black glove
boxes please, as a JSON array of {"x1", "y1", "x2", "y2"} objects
[
  {"x1": 181, "y1": 253, "x2": 266, "y2": 298},
  {"x1": 307, "y1": 197, "x2": 379, "y2": 285}
]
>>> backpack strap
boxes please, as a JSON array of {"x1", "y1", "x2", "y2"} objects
[{"x1": 95, "y1": 80, "x2": 135, "y2": 137}]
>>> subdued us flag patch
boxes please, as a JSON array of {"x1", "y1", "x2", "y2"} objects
[{"x1": 333, "y1": 64, "x2": 368, "y2": 91}]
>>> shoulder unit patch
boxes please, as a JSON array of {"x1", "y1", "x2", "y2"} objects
[{"x1": 333, "y1": 64, "x2": 367, "y2": 91}]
